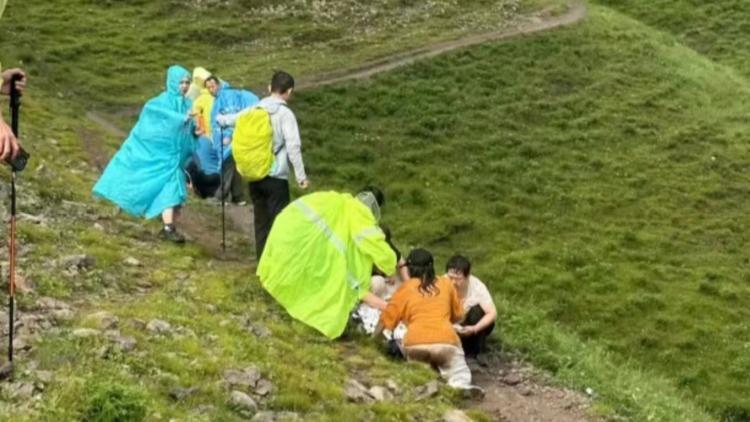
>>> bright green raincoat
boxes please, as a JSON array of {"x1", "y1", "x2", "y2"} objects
[{"x1": 257, "y1": 191, "x2": 397, "y2": 339}]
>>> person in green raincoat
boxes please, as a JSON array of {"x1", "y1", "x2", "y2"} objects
[{"x1": 257, "y1": 187, "x2": 398, "y2": 339}]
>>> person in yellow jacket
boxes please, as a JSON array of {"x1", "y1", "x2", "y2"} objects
[{"x1": 257, "y1": 187, "x2": 397, "y2": 339}]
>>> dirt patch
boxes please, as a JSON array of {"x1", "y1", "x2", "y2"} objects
[
  {"x1": 469, "y1": 352, "x2": 598, "y2": 422},
  {"x1": 75, "y1": 126, "x2": 111, "y2": 172}
]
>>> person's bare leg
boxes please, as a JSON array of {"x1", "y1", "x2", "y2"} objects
[{"x1": 162, "y1": 208, "x2": 174, "y2": 225}]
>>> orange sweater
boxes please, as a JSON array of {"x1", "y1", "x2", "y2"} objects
[{"x1": 380, "y1": 277, "x2": 464, "y2": 347}]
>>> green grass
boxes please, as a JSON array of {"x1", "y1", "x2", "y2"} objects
[
  {"x1": 3, "y1": 0, "x2": 750, "y2": 420},
  {"x1": 293, "y1": 4, "x2": 750, "y2": 420}
]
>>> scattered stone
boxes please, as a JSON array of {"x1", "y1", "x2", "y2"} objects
[
  {"x1": 72, "y1": 328, "x2": 100, "y2": 338},
  {"x1": 344, "y1": 378, "x2": 374, "y2": 403},
  {"x1": 368, "y1": 385, "x2": 393, "y2": 402},
  {"x1": 443, "y1": 409, "x2": 472, "y2": 422},
  {"x1": 229, "y1": 390, "x2": 258, "y2": 417},
  {"x1": 169, "y1": 386, "x2": 198, "y2": 402},
  {"x1": 35, "y1": 370, "x2": 53, "y2": 384},
  {"x1": 111, "y1": 335, "x2": 137, "y2": 352},
  {"x1": 224, "y1": 367, "x2": 262, "y2": 389},
  {"x1": 385, "y1": 379, "x2": 400, "y2": 394},
  {"x1": 414, "y1": 380, "x2": 440, "y2": 401},
  {"x1": 12, "y1": 336, "x2": 32, "y2": 352},
  {"x1": 248, "y1": 323, "x2": 271, "y2": 338},
  {"x1": 84, "y1": 311, "x2": 119, "y2": 330},
  {"x1": 61, "y1": 254, "x2": 95, "y2": 271},
  {"x1": 18, "y1": 213, "x2": 46, "y2": 225},
  {"x1": 130, "y1": 319, "x2": 147, "y2": 330},
  {"x1": 0, "y1": 362, "x2": 13, "y2": 381},
  {"x1": 51, "y1": 308, "x2": 75, "y2": 322},
  {"x1": 123, "y1": 257, "x2": 141, "y2": 267},
  {"x1": 146, "y1": 319, "x2": 172, "y2": 334},
  {"x1": 254, "y1": 378, "x2": 273, "y2": 397},
  {"x1": 520, "y1": 386, "x2": 534, "y2": 396},
  {"x1": 502, "y1": 373, "x2": 522, "y2": 386},
  {"x1": 13, "y1": 382, "x2": 35, "y2": 400},
  {"x1": 250, "y1": 411, "x2": 301, "y2": 422},
  {"x1": 36, "y1": 297, "x2": 70, "y2": 311},
  {"x1": 93, "y1": 223, "x2": 105, "y2": 231}
]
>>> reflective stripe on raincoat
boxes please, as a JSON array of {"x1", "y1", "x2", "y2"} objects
[
  {"x1": 257, "y1": 191, "x2": 397, "y2": 339},
  {"x1": 92, "y1": 65, "x2": 195, "y2": 219}
]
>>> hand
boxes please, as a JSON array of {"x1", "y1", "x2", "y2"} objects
[
  {"x1": 456, "y1": 325, "x2": 476, "y2": 337},
  {"x1": 0, "y1": 119, "x2": 20, "y2": 161},
  {"x1": 1, "y1": 69, "x2": 26, "y2": 96},
  {"x1": 298, "y1": 179, "x2": 310, "y2": 189}
]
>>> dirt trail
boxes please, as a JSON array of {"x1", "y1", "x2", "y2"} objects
[{"x1": 297, "y1": 2, "x2": 586, "y2": 90}]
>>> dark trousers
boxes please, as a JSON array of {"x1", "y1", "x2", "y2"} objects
[
  {"x1": 249, "y1": 176, "x2": 290, "y2": 259},
  {"x1": 218, "y1": 156, "x2": 249, "y2": 203},
  {"x1": 461, "y1": 305, "x2": 495, "y2": 358}
]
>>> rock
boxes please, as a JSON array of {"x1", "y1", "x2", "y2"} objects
[
  {"x1": 368, "y1": 385, "x2": 393, "y2": 402},
  {"x1": 93, "y1": 223, "x2": 105, "y2": 231},
  {"x1": 254, "y1": 378, "x2": 273, "y2": 397},
  {"x1": 443, "y1": 409, "x2": 472, "y2": 422},
  {"x1": 169, "y1": 386, "x2": 198, "y2": 402},
  {"x1": 18, "y1": 213, "x2": 46, "y2": 225},
  {"x1": 72, "y1": 328, "x2": 100, "y2": 338},
  {"x1": 13, "y1": 382, "x2": 35, "y2": 400},
  {"x1": 111, "y1": 335, "x2": 137, "y2": 352},
  {"x1": 502, "y1": 373, "x2": 522, "y2": 386},
  {"x1": 520, "y1": 386, "x2": 534, "y2": 396},
  {"x1": 0, "y1": 362, "x2": 13, "y2": 381},
  {"x1": 85, "y1": 311, "x2": 119, "y2": 330},
  {"x1": 51, "y1": 308, "x2": 75, "y2": 322},
  {"x1": 130, "y1": 319, "x2": 147, "y2": 330},
  {"x1": 385, "y1": 379, "x2": 400, "y2": 394},
  {"x1": 35, "y1": 370, "x2": 53, "y2": 384},
  {"x1": 251, "y1": 412, "x2": 277, "y2": 422},
  {"x1": 36, "y1": 297, "x2": 70, "y2": 311},
  {"x1": 229, "y1": 390, "x2": 258, "y2": 416},
  {"x1": 12, "y1": 336, "x2": 32, "y2": 352},
  {"x1": 414, "y1": 380, "x2": 440, "y2": 401},
  {"x1": 343, "y1": 378, "x2": 374, "y2": 403},
  {"x1": 124, "y1": 257, "x2": 141, "y2": 267},
  {"x1": 146, "y1": 319, "x2": 172, "y2": 334},
  {"x1": 61, "y1": 254, "x2": 95, "y2": 271},
  {"x1": 224, "y1": 367, "x2": 262, "y2": 389}
]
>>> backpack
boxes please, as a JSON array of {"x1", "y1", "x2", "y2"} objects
[{"x1": 232, "y1": 106, "x2": 280, "y2": 182}]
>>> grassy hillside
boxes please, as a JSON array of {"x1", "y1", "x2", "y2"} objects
[
  {"x1": 295, "y1": 4, "x2": 750, "y2": 421},
  {"x1": 597, "y1": 0, "x2": 750, "y2": 79},
  {"x1": 0, "y1": 0, "x2": 748, "y2": 421}
]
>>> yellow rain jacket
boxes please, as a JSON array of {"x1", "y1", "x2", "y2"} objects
[{"x1": 257, "y1": 191, "x2": 397, "y2": 339}]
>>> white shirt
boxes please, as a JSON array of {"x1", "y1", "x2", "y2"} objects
[{"x1": 461, "y1": 275, "x2": 494, "y2": 312}]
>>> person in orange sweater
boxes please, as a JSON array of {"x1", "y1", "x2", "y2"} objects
[{"x1": 378, "y1": 248, "x2": 478, "y2": 390}]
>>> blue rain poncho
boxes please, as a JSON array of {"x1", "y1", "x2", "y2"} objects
[
  {"x1": 93, "y1": 66, "x2": 196, "y2": 219},
  {"x1": 208, "y1": 83, "x2": 259, "y2": 172}
]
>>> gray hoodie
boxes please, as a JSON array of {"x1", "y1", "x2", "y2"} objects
[{"x1": 258, "y1": 95, "x2": 307, "y2": 183}]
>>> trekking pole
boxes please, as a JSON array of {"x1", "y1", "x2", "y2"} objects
[
  {"x1": 4, "y1": 75, "x2": 22, "y2": 378},
  {"x1": 219, "y1": 127, "x2": 226, "y2": 252}
]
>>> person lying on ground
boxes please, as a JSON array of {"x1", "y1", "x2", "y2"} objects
[
  {"x1": 93, "y1": 65, "x2": 196, "y2": 243},
  {"x1": 257, "y1": 187, "x2": 396, "y2": 339},
  {"x1": 446, "y1": 255, "x2": 497, "y2": 360},
  {"x1": 376, "y1": 248, "x2": 481, "y2": 392}
]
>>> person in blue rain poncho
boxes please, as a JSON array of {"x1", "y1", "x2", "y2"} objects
[
  {"x1": 209, "y1": 77, "x2": 259, "y2": 203},
  {"x1": 93, "y1": 65, "x2": 197, "y2": 243}
]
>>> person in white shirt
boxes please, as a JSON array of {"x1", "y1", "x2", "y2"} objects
[{"x1": 446, "y1": 255, "x2": 497, "y2": 358}]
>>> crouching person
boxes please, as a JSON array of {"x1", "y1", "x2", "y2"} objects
[
  {"x1": 377, "y1": 249, "x2": 480, "y2": 392},
  {"x1": 446, "y1": 255, "x2": 497, "y2": 360}
]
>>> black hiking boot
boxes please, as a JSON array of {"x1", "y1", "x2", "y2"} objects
[{"x1": 160, "y1": 225, "x2": 185, "y2": 244}]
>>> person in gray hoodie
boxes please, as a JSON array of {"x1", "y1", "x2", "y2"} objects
[{"x1": 251, "y1": 71, "x2": 310, "y2": 259}]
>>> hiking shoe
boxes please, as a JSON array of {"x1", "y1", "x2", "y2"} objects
[
  {"x1": 160, "y1": 227, "x2": 185, "y2": 244},
  {"x1": 459, "y1": 385, "x2": 485, "y2": 401}
]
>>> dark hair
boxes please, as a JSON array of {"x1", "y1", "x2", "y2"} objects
[
  {"x1": 407, "y1": 248, "x2": 439, "y2": 296},
  {"x1": 204, "y1": 75, "x2": 219, "y2": 86},
  {"x1": 446, "y1": 255, "x2": 471, "y2": 277},
  {"x1": 360, "y1": 185, "x2": 385, "y2": 208},
  {"x1": 380, "y1": 225, "x2": 401, "y2": 261},
  {"x1": 271, "y1": 71, "x2": 295, "y2": 94}
]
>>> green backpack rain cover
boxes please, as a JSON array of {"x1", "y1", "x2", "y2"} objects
[{"x1": 233, "y1": 106, "x2": 275, "y2": 181}]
